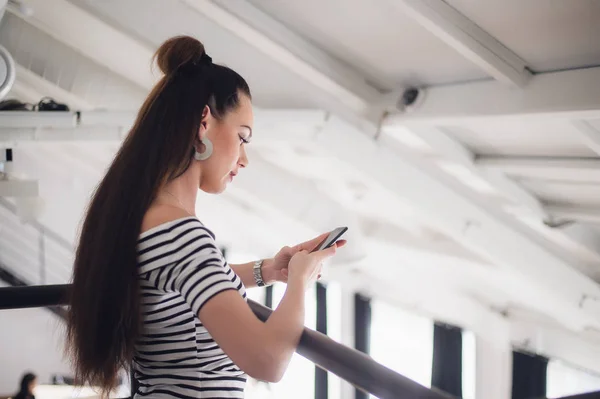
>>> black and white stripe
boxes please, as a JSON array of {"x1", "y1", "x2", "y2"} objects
[{"x1": 134, "y1": 217, "x2": 247, "y2": 398}]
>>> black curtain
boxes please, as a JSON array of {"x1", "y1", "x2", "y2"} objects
[
  {"x1": 354, "y1": 294, "x2": 371, "y2": 399},
  {"x1": 431, "y1": 323, "x2": 463, "y2": 397},
  {"x1": 315, "y1": 282, "x2": 328, "y2": 399},
  {"x1": 511, "y1": 351, "x2": 548, "y2": 399}
]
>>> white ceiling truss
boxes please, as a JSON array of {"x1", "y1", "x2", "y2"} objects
[{"x1": 382, "y1": 0, "x2": 532, "y2": 87}]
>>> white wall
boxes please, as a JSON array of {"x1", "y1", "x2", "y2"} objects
[{"x1": 0, "y1": 285, "x2": 72, "y2": 395}]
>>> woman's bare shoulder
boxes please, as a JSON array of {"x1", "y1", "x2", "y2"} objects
[{"x1": 141, "y1": 205, "x2": 195, "y2": 235}]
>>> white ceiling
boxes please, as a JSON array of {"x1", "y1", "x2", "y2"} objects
[
  {"x1": 1, "y1": 0, "x2": 600, "y2": 377},
  {"x1": 248, "y1": 0, "x2": 488, "y2": 88},
  {"x1": 447, "y1": 0, "x2": 600, "y2": 72}
]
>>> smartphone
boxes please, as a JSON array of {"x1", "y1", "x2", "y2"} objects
[{"x1": 311, "y1": 227, "x2": 348, "y2": 253}]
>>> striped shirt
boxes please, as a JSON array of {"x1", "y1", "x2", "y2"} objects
[{"x1": 134, "y1": 217, "x2": 248, "y2": 398}]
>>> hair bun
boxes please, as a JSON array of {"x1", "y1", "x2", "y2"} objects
[{"x1": 154, "y1": 36, "x2": 206, "y2": 76}]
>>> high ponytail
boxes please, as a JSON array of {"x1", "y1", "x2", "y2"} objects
[{"x1": 66, "y1": 35, "x2": 250, "y2": 395}]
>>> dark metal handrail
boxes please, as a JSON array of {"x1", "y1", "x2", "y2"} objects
[{"x1": 0, "y1": 284, "x2": 454, "y2": 399}]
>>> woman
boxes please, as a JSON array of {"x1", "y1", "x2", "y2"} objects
[
  {"x1": 13, "y1": 373, "x2": 36, "y2": 399},
  {"x1": 66, "y1": 35, "x2": 343, "y2": 398}
]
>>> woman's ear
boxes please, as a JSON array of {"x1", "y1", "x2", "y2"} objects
[{"x1": 198, "y1": 105, "x2": 212, "y2": 140}]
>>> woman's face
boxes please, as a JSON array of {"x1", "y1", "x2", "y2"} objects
[
  {"x1": 198, "y1": 94, "x2": 253, "y2": 194},
  {"x1": 28, "y1": 378, "x2": 37, "y2": 395}
]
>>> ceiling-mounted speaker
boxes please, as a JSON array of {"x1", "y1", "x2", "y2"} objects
[{"x1": 0, "y1": 44, "x2": 15, "y2": 101}]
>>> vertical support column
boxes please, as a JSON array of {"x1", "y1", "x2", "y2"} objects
[
  {"x1": 339, "y1": 286, "x2": 356, "y2": 399},
  {"x1": 315, "y1": 282, "x2": 328, "y2": 399},
  {"x1": 354, "y1": 293, "x2": 371, "y2": 399},
  {"x1": 475, "y1": 318, "x2": 513, "y2": 399}
]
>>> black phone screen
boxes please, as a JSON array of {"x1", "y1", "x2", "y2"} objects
[{"x1": 311, "y1": 227, "x2": 348, "y2": 253}]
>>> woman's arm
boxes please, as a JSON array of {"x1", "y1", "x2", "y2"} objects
[
  {"x1": 200, "y1": 284, "x2": 305, "y2": 382},
  {"x1": 200, "y1": 249, "x2": 334, "y2": 382},
  {"x1": 229, "y1": 232, "x2": 346, "y2": 288},
  {"x1": 230, "y1": 259, "x2": 276, "y2": 288}
]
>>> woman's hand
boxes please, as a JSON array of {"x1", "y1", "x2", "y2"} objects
[
  {"x1": 287, "y1": 246, "x2": 338, "y2": 290},
  {"x1": 263, "y1": 232, "x2": 347, "y2": 284}
]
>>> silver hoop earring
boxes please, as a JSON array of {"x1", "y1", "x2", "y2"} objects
[{"x1": 194, "y1": 138, "x2": 213, "y2": 161}]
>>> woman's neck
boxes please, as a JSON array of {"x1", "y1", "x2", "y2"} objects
[{"x1": 159, "y1": 173, "x2": 199, "y2": 216}]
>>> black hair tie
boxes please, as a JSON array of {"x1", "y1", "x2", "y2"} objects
[
  {"x1": 200, "y1": 53, "x2": 212, "y2": 65},
  {"x1": 174, "y1": 53, "x2": 213, "y2": 77}
]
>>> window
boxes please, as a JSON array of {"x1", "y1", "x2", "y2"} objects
[
  {"x1": 547, "y1": 359, "x2": 600, "y2": 398},
  {"x1": 245, "y1": 283, "x2": 317, "y2": 399},
  {"x1": 370, "y1": 299, "x2": 434, "y2": 390},
  {"x1": 270, "y1": 283, "x2": 317, "y2": 398}
]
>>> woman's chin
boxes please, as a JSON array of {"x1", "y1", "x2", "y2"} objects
[
  {"x1": 199, "y1": 175, "x2": 233, "y2": 194},
  {"x1": 199, "y1": 182, "x2": 227, "y2": 195}
]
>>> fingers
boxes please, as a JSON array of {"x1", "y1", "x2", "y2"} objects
[
  {"x1": 335, "y1": 239, "x2": 347, "y2": 248},
  {"x1": 311, "y1": 244, "x2": 337, "y2": 262},
  {"x1": 296, "y1": 232, "x2": 330, "y2": 251}
]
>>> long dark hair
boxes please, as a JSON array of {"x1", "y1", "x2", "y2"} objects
[{"x1": 66, "y1": 36, "x2": 251, "y2": 394}]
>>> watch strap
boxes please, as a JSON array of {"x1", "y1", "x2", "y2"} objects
[{"x1": 253, "y1": 259, "x2": 266, "y2": 287}]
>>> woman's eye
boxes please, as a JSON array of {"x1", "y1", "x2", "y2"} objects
[{"x1": 239, "y1": 135, "x2": 249, "y2": 144}]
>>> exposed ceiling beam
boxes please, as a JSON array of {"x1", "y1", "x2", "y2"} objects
[
  {"x1": 11, "y1": 0, "x2": 155, "y2": 90},
  {"x1": 255, "y1": 110, "x2": 598, "y2": 328},
  {"x1": 386, "y1": 67, "x2": 600, "y2": 125},
  {"x1": 515, "y1": 218, "x2": 600, "y2": 281},
  {"x1": 382, "y1": 125, "x2": 550, "y2": 220},
  {"x1": 573, "y1": 120, "x2": 600, "y2": 157},
  {"x1": 236, "y1": 154, "x2": 368, "y2": 264},
  {"x1": 511, "y1": 315, "x2": 600, "y2": 376},
  {"x1": 546, "y1": 205, "x2": 600, "y2": 225},
  {"x1": 379, "y1": 125, "x2": 600, "y2": 270},
  {"x1": 386, "y1": 0, "x2": 531, "y2": 86},
  {"x1": 0, "y1": 198, "x2": 72, "y2": 250},
  {"x1": 0, "y1": 109, "x2": 326, "y2": 142},
  {"x1": 314, "y1": 114, "x2": 600, "y2": 331},
  {"x1": 183, "y1": 0, "x2": 381, "y2": 132},
  {"x1": 11, "y1": 64, "x2": 94, "y2": 110},
  {"x1": 234, "y1": 153, "x2": 494, "y2": 267},
  {"x1": 476, "y1": 156, "x2": 600, "y2": 183},
  {"x1": 9, "y1": 80, "x2": 41, "y2": 105}
]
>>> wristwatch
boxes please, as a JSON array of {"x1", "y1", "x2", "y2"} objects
[{"x1": 253, "y1": 259, "x2": 266, "y2": 287}]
